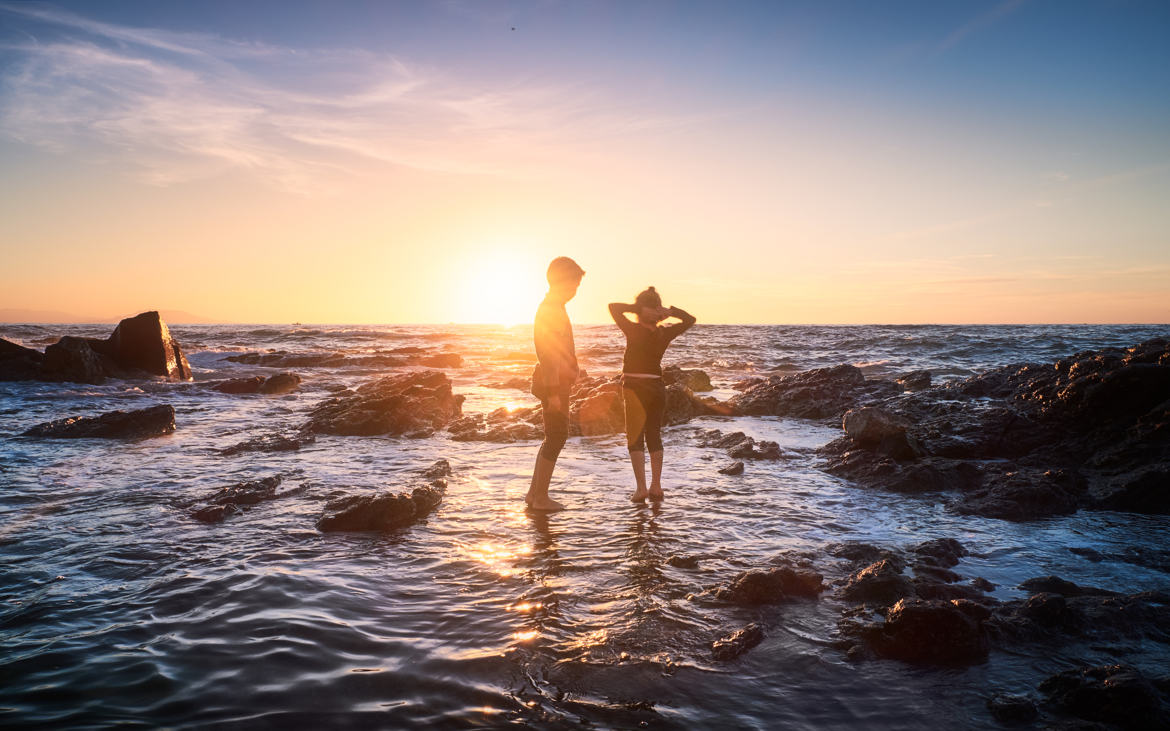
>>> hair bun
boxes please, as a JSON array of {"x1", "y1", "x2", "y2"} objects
[{"x1": 648, "y1": 286, "x2": 656, "y2": 292}]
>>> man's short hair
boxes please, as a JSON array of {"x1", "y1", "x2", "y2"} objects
[{"x1": 547, "y1": 256, "x2": 585, "y2": 285}]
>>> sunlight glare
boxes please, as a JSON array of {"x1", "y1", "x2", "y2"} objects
[{"x1": 454, "y1": 250, "x2": 546, "y2": 325}]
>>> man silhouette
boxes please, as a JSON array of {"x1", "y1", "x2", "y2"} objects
[{"x1": 525, "y1": 256, "x2": 585, "y2": 512}]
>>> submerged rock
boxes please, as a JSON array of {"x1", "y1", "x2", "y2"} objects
[
  {"x1": 840, "y1": 559, "x2": 915, "y2": 607},
  {"x1": 867, "y1": 598, "x2": 991, "y2": 665},
  {"x1": 191, "y1": 475, "x2": 284, "y2": 523},
  {"x1": 715, "y1": 565, "x2": 824, "y2": 604},
  {"x1": 986, "y1": 693, "x2": 1038, "y2": 724},
  {"x1": 218, "y1": 431, "x2": 315, "y2": 455},
  {"x1": 1039, "y1": 665, "x2": 1167, "y2": 730},
  {"x1": 718, "y1": 461, "x2": 745, "y2": 475},
  {"x1": 21, "y1": 404, "x2": 175, "y2": 439},
  {"x1": 317, "y1": 482, "x2": 446, "y2": 532},
  {"x1": 712, "y1": 623, "x2": 764, "y2": 661},
  {"x1": 306, "y1": 370, "x2": 463, "y2": 437},
  {"x1": 212, "y1": 372, "x2": 302, "y2": 395}
]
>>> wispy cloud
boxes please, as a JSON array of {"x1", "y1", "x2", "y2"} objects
[
  {"x1": 935, "y1": 0, "x2": 1028, "y2": 55},
  {"x1": 0, "y1": 3, "x2": 682, "y2": 192}
]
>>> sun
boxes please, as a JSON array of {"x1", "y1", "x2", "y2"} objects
[{"x1": 454, "y1": 252, "x2": 547, "y2": 326}]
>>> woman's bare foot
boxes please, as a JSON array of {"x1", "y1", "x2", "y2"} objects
[
  {"x1": 630, "y1": 488, "x2": 648, "y2": 502},
  {"x1": 526, "y1": 496, "x2": 565, "y2": 512},
  {"x1": 648, "y1": 483, "x2": 664, "y2": 501}
]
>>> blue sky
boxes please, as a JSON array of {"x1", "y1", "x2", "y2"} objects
[{"x1": 1, "y1": 1, "x2": 1168, "y2": 323}]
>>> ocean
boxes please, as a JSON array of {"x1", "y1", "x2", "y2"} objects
[{"x1": 1, "y1": 323, "x2": 1168, "y2": 728}]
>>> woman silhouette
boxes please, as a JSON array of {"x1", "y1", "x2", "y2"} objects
[{"x1": 609, "y1": 287, "x2": 696, "y2": 502}]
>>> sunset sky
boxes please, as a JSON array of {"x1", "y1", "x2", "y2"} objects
[{"x1": 1, "y1": 1, "x2": 1168, "y2": 324}]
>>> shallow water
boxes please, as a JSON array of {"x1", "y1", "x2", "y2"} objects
[{"x1": 1, "y1": 324, "x2": 1168, "y2": 728}]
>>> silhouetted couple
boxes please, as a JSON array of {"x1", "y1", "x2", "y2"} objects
[{"x1": 525, "y1": 256, "x2": 696, "y2": 512}]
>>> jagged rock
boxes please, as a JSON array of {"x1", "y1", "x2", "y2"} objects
[
  {"x1": 306, "y1": 371, "x2": 463, "y2": 436},
  {"x1": 912, "y1": 538, "x2": 968, "y2": 568},
  {"x1": 418, "y1": 352, "x2": 462, "y2": 368},
  {"x1": 191, "y1": 476, "x2": 283, "y2": 523},
  {"x1": 731, "y1": 364, "x2": 898, "y2": 421},
  {"x1": 896, "y1": 370, "x2": 932, "y2": 391},
  {"x1": 718, "y1": 461, "x2": 745, "y2": 475},
  {"x1": 483, "y1": 377, "x2": 530, "y2": 390},
  {"x1": 219, "y1": 431, "x2": 315, "y2": 456},
  {"x1": 1040, "y1": 665, "x2": 1167, "y2": 730},
  {"x1": 867, "y1": 598, "x2": 990, "y2": 665},
  {"x1": 666, "y1": 554, "x2": 701, "y2": 569},
  {"x1": 842, "y1": 406, "x2": 920, "y2": 460},
  {"x1": 213, "y1": 376, "x2": 266, "y2": 394},
  {"x1": 662, "y1": 365, "x2": 713, "y2": 392},
  {"x1": 260, "y1": 372, "x2": 301, "y2": 394},
  {"x1": 212, "y1": 372, "x2": 302, "y2": 395},
  {"x1": 987, "y1": 583, "x2": 1170, "y2": 645},
  {"x1": 715, "y1": 565, "x2": 824, "y2": 604},
  {"x1": 316, "y1": 482, "x2": 445, "y2": 532},
  {"x1": 97, "y1": 311, "x2": 192, "y2": 380},
  {"x1": 421, "y1": 459, "x2": 452, "y2": 479},
  {"x1": 956, "y1": 469, "x2": 1085, "y2": 521},
  {"x1": 712, "y1": 623, "x2": 764, "y2": 660},
  {"x1": 21, "y1": 404, "x2": 175, "y2": 439},
  {"x1": 0, "y1": 337, "x2": 44, "y2": 381},
  {"x1": 840, "y1": 559, "x2": 914, "y2": 607},
  {"x1": 42, "y1": 336, "x2": 108, "y2": 384},
  {"x1": 1018, "y1": 576, "x2": 1115, "y2": 598},
  {"x1": 448, "y1": 407, "x2": 542, "y2": 442}
]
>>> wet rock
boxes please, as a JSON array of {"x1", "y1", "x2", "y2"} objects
[
  {"x1": 956, "y1": 469, "x2": 1085, "y2": 521},
  {"x1": 986, "y1": 693, "x2": 1039, "y2": 724},
  {"x1": 1018, "y1": 576, "x2": 1115, "y2": 598},
  {"x1": 259, "y1": 372, "x2": 301, "y2": 394},
  {"x1": 662, "y1": 365, "x2": 714, "y2": 392},
  {"x1": 663, "y1": 383, "x2": 732, "y2": 425},
  {"x1": 97, "y1": 311, "x2": 192, "y2": 380},
  {"x1": 316, "y1": 482, "x2": 445, "y2": 532},
  {"x1": 822, "y1": 450, "x2": 981, "y2": 494},
  {"x1": 1091, "y1": 466, "x2": 1170, "y2": 515},
  {"x1": 988, "y1": 586, "x2": 1170, "y2": 645},
  {"x1": 843, "y1": 406, "x2": 921, "y2": 460},
  {"x1": 218, "y1": 431, "x2": 315, "y2": 456},
  {"x1": 1069, "y1": 546, "x2": 1105, "y2": 562},
  {"x1": 731, "y1": 364, "x2": 898, "y2": 421},
  {"x1": 666, "y1": 554, "x2": 701, "y2": 569},
  {"x1": 896, "y1": 370, "x2": 932, "y2": 392},
  {"x1": 718, "y1": 461, "x2": 745, "y2": 475},
  {"x1": 22, "y1": 404, "x2": 175, "y2": 439},
  {"x1": 421, "y1": 459, "x2": 452, "y2": 479},
  {"x1": 483, "y1": 376, "x2": 530, "y2": 390},
  {"x1": 1040, "y1": 665, "x2": 1167, "y2": 730},
  {"x1": 868, "y1": 598, "x2": 990, "y2": 665},
  {"x1": 0, "y1": 337, "x2": 44, "y2": 381},
  {"x1": 42, "y1": 336, "x2": 107, "y2": 384},
  {"x1": 712, "y1": 623, "x2": 764, "y2": 661},
  {"x1": 306, "y1": 371, "x2": 463, "y2": 436},
  {"x1": 448, "y1": 407, "x2": 543, "y2": 442},
  {"x1": 972, "y1": 577, "x2": 996, "y2": 592},
  {"x1": 827, "y1": 541, "x2": 902, "y2": 567},
  {"x1": 715, "y1": 565, "x2": 824, "y2": 604},
  {"x1": 191, "y1": 476, "x2": 283, "y2": 523},
  {"x1": 571, "y1": 378, "x2": 625, "y2": 436},
  {"x1": 212, "y1": 376, "x2": 266, "y2": 394},
  {"x1": 912, "y1": 538, "x2": 968, "y2": 568},
  {"x1": 840, "y1": 559, "x2": 914, "y2": 607}
]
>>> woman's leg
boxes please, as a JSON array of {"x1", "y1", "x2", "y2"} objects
[
  {"x1": 646, "y1": 383, "x2": 666, "y2": 500},
  {"x1": 624, "y1": 385, "x2": 649, "y2": 501}
]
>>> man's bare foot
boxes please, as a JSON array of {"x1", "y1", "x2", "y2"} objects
[
  {"x1": 526, "y1": 497, "x2": 565, "y2": 512},
  {"x1": 630, "y1": 488, "x2": 648, "y2": 503}
]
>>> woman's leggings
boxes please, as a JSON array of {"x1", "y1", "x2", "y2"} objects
[{"x1": 623, "y1": 377, "x2": 666, "y2": 453}]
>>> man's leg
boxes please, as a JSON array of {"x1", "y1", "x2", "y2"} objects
[{"x1": 527, "y1": 386, "x2": 569, "y2": 511}]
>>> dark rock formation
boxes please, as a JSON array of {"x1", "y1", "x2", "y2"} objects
[
  {"x1": 0, "y1": 338, "x2": 44, "y2": 381},
  {"x1": 712, "y1": 623, "x2": 764, "y2": 661},
  {"x1": 666, "y1": 554, "x2": 701, "y2": 569},
  {"x1": 912, "y1": 538, "x2": 968, "y2": 568},
  {"x1": 714, "y1": 564, "x2": 824, "y2": 604},
  {"x1": 699, "y1": 430, "x2": 786, "y2": 460},
  {"x1": 218, "y1": 431, "x2": 315, "y2": 456},
  {"x1": 987, "y1": 578, "x2": 1170, "y2": 645},
  {"x1": 448, "y1": 407, "x2": 543, "y2": 442},
  {"x1": 1040, "y1": 665, "x2": 1167, "y2": 730},
  {"x1": 895, "y1": 370, "x2": 932, "y2": 392},
  {"x1": 42, "y1": 336, "x2": 108, "y2": 385},
  {"x1": 223, "y1": 350, "x2": 461, "y2": 370},
  {"x1": 306, "y1": 371, "x2": 463, "y2": 437},
  {"x1": 866, "y1": 598, "x2": 991, "y2": 665},
  {"x1": 718, "y1": 461, "x2": 745, "y2": 475},
  {"x1": 731, "y1": 364, "x2": 899, "y2": 421},
  {"x1": 191, "y1": 475, "x2": 283, "y2": 523},
  {"x1": 820, "y1": 339, "x2": 1170, "y2": 519},
  {"x1": 842, "y1": 406, "x2": 920, "y2": 460},
  {"x1": 840, "y1": 559, "x2": 915, "y2": 607},
  {"x1": 317, "y1": 481, "x2": 446, "y2": 532},
  {"x1": 212, "y1": 372, "x2": 302, "y2": 395},
  {"x1": 418, "y1": 352, "x2": 463, "y2": 368},
  {"x1": 421, "y1": 459, "x2": 452, "y2": 479},
  {"x1": 98, "y1": 311, "x2": 192, "y2": 380},
  {"x1": 21, "y1": 404, "x2": 175, "y2": 439},
  {"x1": 662, "y1": 365, "x2": 713, "y2": 392}
]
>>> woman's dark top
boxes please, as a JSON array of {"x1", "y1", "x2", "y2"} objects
[{"x1": 610, "y1": 305, "x2": 696, "y2": 376}]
